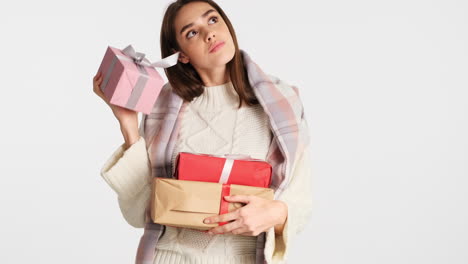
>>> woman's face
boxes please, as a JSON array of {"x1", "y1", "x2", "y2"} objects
[{"x1": 174, "y1": 1, "x2": 235, "y2": 73}]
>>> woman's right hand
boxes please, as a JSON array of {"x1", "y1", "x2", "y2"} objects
[{"x1": 93, "y1": 71, "x2": 138, "y2": 125}]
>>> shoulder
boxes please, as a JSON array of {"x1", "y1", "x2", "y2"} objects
[
  {"x1": 264, "y1": 73, "x2": 305, "y2": 121},
  {"x1": 142, "y1": 82, "x2": 173, "y2": 119},
  {"x1": 157, "y1": 82, "x2": 173, "y2": 104},
  {"x1": 266, "y1": 74, "x2": 311, "y2": 157},
  {"x1": 265, "y1": 74, "x2": 301, "y2": 97},
  {"x1": 139, "y1": 82, "x2": 172, "y2": 137}
]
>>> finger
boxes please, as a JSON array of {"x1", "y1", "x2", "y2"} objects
[
  {"x1": 230, "y1": 226, "x2": 251, "y2": 236},
  {"x1": 94, "y1": 77, "x2": 103, "y2": 87},
  {"x1": 204, "y1": 209, "x2": 239, "y2": 224},
  {"x1": 93, "y1": 84, "x2": 104, "y2": 97},
  {"x1": 224, "y1": 195, "x2": 252, "y2": 204},
  {"x1": 238, "y1": 231, "x2": 256, "y2": 236},
  {"x1": 208, "y1": 220, "x2": 242, "y2": 235},
  {"x1": 224, "y1": 226, "x2": 256, "y2": 236},
  {"x1": 93, "y1": 82, "x2": 101, "y2": 91}
]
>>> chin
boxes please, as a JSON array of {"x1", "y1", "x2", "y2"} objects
[{"x1": 210, "y1": 45, "x2": 235, "y2": 66}]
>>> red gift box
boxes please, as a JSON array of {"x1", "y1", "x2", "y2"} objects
[{"x1": 174, "y1": 152, "x2": 272, "y2": 188}]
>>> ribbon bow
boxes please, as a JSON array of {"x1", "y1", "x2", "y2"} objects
[{"x1": 121, "y1": 44, "x2": 179, "y2": 68}]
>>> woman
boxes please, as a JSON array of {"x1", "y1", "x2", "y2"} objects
[{"x1": 93, "y1": 0, "x2": 312, "y2": 263}]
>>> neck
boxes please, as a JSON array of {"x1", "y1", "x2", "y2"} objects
[{"x1": 197, "y1": 65, "x2": 230, "y2": 87}]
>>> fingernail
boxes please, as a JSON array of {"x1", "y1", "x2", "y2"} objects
[{"x1": 204, "y1": 219, "x2": 210, "y2": 224}]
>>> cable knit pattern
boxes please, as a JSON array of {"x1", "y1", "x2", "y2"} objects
[
  {"x1": 170, "y1": 81, "x2": 273, "y2": 175},
  {"x1": 159, "y1": 81, "x2": 272, "y2": 263}
]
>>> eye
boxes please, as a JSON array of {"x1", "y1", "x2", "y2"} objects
[
  {"x1": 186, "y1": 30, "x2": 196, "y2": 38},
  {"x1": 208, "y1": 16, "x2": 218, "y2": 24},
  {"x1": 186, "y1": 16, "x2": 219, "y2": 39}
]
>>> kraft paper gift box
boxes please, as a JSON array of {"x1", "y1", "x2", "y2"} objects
[
  {"x1": 150, "y1": 177, "x2": 274, "y2": 230},
  {"x1": 96, "y1": 44, "x2": 179, "y2": 114},
  {"x1": 174, "y1": 152, "x2": 272, "y2": 188}
]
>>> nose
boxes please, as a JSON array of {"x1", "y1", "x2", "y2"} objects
[{"x1": 206, "y1": 30, "x2": 216, "y2": 42}]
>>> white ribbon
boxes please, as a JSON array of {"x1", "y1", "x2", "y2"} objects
[
  {"x1": 119, "y1": 44, "x2": 180, "y2": 69},
  {"x1": 219, "y1": 158, "x2": 235, "y2": 184},
  {"x1": 217, "y1": 154, "x2": 261, "y2": 184}
]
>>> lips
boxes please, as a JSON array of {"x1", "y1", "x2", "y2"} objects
[{"x1": 209, "y1": 41, "x2": 225, "y2": 53}]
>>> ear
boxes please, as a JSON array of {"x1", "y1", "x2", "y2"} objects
[{"x1": 171, "y1": 48, "x2": 190, "y2": 64}]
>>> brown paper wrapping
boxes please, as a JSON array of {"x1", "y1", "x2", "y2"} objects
[{"x1": 150, "y1": 177, "x2": 274, "y2": 230}]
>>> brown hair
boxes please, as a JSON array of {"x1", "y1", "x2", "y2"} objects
[{"x1": 160, "y1": 0, "x2": 259, "y2": 108}]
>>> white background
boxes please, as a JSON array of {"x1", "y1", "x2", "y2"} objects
[{"x1": 0, "y1": 0, "x2": 467, "y2": 263}]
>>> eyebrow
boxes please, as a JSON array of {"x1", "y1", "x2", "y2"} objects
[{"x1": 179, "y1": 9, "x2": 217, "y2": 36}]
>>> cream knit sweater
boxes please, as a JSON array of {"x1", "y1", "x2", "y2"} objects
[{"x1": 100, "y1": 81, "x2": 313, "y2": 264}]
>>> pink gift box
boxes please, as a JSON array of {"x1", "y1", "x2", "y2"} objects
[{"x1": 96, "y1": 45, "x2": 166, "y2": 115}]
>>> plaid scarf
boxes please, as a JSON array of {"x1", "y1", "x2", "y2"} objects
[{"x1": 136, "y1": 49, "x2": 309, "y2": 264}]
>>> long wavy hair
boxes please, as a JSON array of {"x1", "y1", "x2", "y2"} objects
[{"x1": 160, "y1": 0, "x2": 259, "y2": 108}]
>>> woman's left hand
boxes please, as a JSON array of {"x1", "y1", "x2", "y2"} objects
[{"x1": 203, "y1": 195, "x2": 288, "y2": 236}]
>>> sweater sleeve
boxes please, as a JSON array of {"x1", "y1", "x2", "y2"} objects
[
  {"x1": 264, "y1": 130, "x2": 313, "y2": 263},
  {"x1": 100, "y1": 119, "x2": 153, "y2": 228}
]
